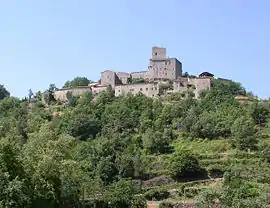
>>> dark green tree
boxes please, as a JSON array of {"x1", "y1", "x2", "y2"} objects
[
  {"x1": 169, "y1": 150, "x2": 205, "y2": 179},
  {"x1": 67, "y1": 113, "x2": 101, "y2": 140},
  {"x1": 0, "y1": 85, "x2": 10, "y2": 100}
]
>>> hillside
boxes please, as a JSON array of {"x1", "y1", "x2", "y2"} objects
[{"x1": 0, "y1": 78, "x2": 270, "y2": 208}]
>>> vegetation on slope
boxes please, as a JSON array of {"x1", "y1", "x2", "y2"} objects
[{"x1": 0, "y1": 78, "x2": 269, "y2": 208}]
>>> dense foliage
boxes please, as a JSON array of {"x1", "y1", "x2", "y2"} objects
[
  {"x1": 0, "y1": 79, "x2": 269, "y2": 207},
  {"x1": 63, "y1": 77, "x2": 90, "y2": 88},
  {"x1": 0, "y1": 85, "x2": 10, "y2": 100}
]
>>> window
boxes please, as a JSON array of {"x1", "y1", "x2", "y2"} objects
[
  {"x1": 155, "y1": 87, "x2": 157, "y2": 90},
  {"x1": 155, "y1": 52, "x2": 157, "y2": 55},
  {"x1": 118, "y1": 90, "x2": 120, "y2": 92},
  {"x1": 146, "y1": 88, "x2": 148, "y2": 91},
  {"x1": 165, "y1": 72, "x2": 167, "y2": 76},
  {"x1": 140, "y1": 88, "x2": 143, "y2": 91},
  {"x1": 107, "y1": 76, "x2": 109, "y2": 78}
]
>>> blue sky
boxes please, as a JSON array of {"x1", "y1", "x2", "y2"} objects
[{"x1": 0, "y1": 0, "x2": 269, "y2": 98}]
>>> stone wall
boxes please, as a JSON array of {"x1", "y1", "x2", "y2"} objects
[
  {"x1": 54, "y1": 86, "x2": 92, "y2": 101},
  {"x1": 116, "y1": 72, "x2": 131, "y2": 84},
  {"x1": 91, "y1": 86, "x2": 107, "y2": 95},
  {"x1": 115, "y1": 83, "x2": 159, "y2": 98},
  {"x1": 173, "y1": 78, "x2": 189, "y2": 93},
  {"x1": 131, "y1": 71, "x2": 148, "y2": 80},
  {"x1": 187, "y1": 77, "x2": 211, "y2": 98},
  {"x1": 193, "y1": 77, "x2": 211, "y2": 98}
]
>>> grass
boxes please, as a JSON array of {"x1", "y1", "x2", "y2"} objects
[{"x1": 172, "y1": 138, "x2": 232, "y2": 156}]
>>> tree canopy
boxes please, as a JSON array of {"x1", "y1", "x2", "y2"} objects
[
  {"x1": 63, "y1": 77, "x2": 90, "y2": 88},
  {"x1": 0, "y1": 78, "x2": 269, "y2": 207}
]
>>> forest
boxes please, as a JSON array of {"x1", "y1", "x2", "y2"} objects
[{"x1": 0, "y1": 78, "x2": 270, "y2": 208}]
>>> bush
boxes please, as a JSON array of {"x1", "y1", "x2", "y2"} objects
[
  {"x1": 195, "y1": 189, "x2": 219, "y2": 208},
  {"x1": 207, "y1": 164, "x2": 226, "y2": 178},
  {"x1": 143, "y1": 188, "x2": 170, "y2": 201},
  {"x1": 159, "y1": 202, "x2": 173, "y2": 208},
  {"x1": 183, "y1": 187, "x2": 201, "y2": 198},
  {"x1": 169, "y1": 150, "x2": 206, "y2": 179},
  {"x1": 178, "y1": 183, "x2": 204, "y2": 198},
  {"x1": 131, "y1": 195, "x2": 147, "y2": 208}
]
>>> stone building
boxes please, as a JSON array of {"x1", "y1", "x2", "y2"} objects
[
  {"x1": 173, "y1": 77, "x2": 211, "y2": 98},
  {"x1": 130, "y1": 71, "x2": 148, "y2": 80},
  {"x1": 98, "y1": 46, "x2": 212, "y2": 98},
  {"x1": 54, "y1": 46, "x2": 212, "y2": 101},
  {"x1": 54, "y1": 86, "x2": 92, "y2": 101},
  {"x1": 116, "y1": 72, "x2": 131, "y2": 84},
  {"x1": 115, "y1": 83, "x2": 159, "y2": 98},
  {"x1": 101, "y1": 70, "x2": 122, "y2": 88},
  {"x1": 100, "y1": 46, "x2": 183, "y2": 86},
  {"x1": 91, "y1": 86, "x2": 107, "y2": 95},
  {"x1": 148, "y1": 47, "x2": 182, "y2": 81}
]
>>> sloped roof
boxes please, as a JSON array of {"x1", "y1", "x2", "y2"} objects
[{"x1": 199, "y1": 72, "x2": 214, "y2": 77}]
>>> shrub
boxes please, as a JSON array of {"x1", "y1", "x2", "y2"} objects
[
  {"x1": 178, "y1": 184, "x2": 204, "y2": 198},
  {"x1": 195, "y1": 189, "x2": 219, "y2": 208},
  {"x1": 131, "y1": 195, "x2": 147, "y2": 208},
  {"x1": 158, "y1": 202, "x2": 173, "y2": 208},
  {"x1": 183, "y1": 187, "x2": 201, "y2": 198},
  {"x1": 143, "y1": 188, "x2": 170, "y2": 201},
  {"x1": 207, "y1": 164, "x2": 226, "y2": 178},
  {"x1": 169, "y1": 150, "x2": 206, "y2": 179}
]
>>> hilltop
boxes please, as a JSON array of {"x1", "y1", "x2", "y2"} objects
[{"x1": 0, "y1": 77, "x2": 269, "y2": 208}]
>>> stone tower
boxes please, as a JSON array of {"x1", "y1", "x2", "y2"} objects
[
  {"x1": 152, "y1": 47, "x2": 167, "y2": 60},
  {"x1": 148, "y1": 47, "x2": 182, "y2": 81}
]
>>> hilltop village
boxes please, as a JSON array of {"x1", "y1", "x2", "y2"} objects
[{"x1": 54, "y1": 47, "x2": 214, "y2": 101}]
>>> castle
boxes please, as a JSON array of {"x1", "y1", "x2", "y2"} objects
[{"x1": 54, "y1": 47, "x2": 212, "y2": 101}]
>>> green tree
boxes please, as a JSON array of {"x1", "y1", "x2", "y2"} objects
[
  {"x1": 67, "y1": 113, "x2": 101, "y2": 140},
  {"x1": 169, "y1": 150, "x2": 205, "y2": 179},
  {"x1": 105, "y1": 179, "x2": 139, "y2": 208},
  {"x1": 28, "y1": 89, "x2": 33, "y2": 101},
  {"x1": 231, "y1": 116, "x2": 257, "y2": 151},
  {"x1": 142, "y1": 128, "x2": 170, "y2": 154},
  {"x1": 66, "y1": 91, "x2": 78, "y2": 107},
  {"x1": 77, "y1": 91, "x2": 93, "y2": 106},
  {"x1": 0, "y1": 85, "x2": 10, "y2": 100},
  {"x1": 131, "y1": 195, "x2": 147, "y2": 208},
  {"x1": 63, "y1": 77, "x2": 90, "y2": 87},
  {"x1": 43, "y1": 84, "x2": 56, "y2": 105},
  {"x1": 0, "y1": 172, "x2": 31, "y2": 208},
  {"x1": 249, "y1": 102, "x2": 269, "y2": 126},
  {"x1": 35, "y1": 91, "x2": 42, "y2": 101}
]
